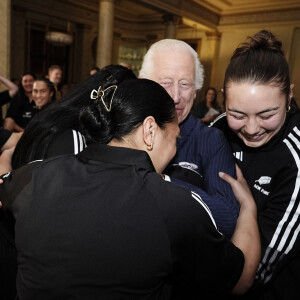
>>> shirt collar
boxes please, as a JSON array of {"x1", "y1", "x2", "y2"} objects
[{"x1": 77, "y1": 143, "x2": 156, "y2": 172}]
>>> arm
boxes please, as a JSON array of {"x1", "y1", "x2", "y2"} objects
[
  {"x1": 254, "y1": 165, "x2": 300, "y2": 285},
  {"x1": 0, "y1": 76, "x2": 18, "y2": 98},
  {"x1": 1, "y1": 132, "x2": 22, "y2": 152},
  {"x1": 0, "y1": 147, "x2": 14, "y2": 175},
  {"x1": 4, "y1": 117, "x2": 24, "y2": 132},
  {"x1": 169, "y1": 175, "x2": 238, "y2": 238},
  {"x1": 202, "y1": 129, "x2": 240, "y2": 235},
  {"x1": 220, "y1": 166, "x2": 261, "y2": 294}
]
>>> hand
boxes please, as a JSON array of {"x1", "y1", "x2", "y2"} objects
[{"x1": 219, "y1": 165, "x2": 255, "y2": 210}]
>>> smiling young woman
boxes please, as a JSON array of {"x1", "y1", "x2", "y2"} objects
[
  {"x1": 212, "y1": 30, "x2": 300, "y2": 300},
  {"x1": 32, "y1": 78, "x2": 56, "y2": 110}
]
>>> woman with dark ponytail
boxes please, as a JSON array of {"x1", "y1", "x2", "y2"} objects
[
  {"x1": 212, "y1": 30, "x2": 300, "y2": 299},
  {"x1": 0, "y1": 78, "x2": 261, "y2": 299}
]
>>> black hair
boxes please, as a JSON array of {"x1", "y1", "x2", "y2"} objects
[
  {"x1": 12, "y1": 65, "x2": 136, "y2": 169},
  {"x1": 80, "y1": 78, "x2": 176, "y2": 144},
  {"x1": 223, "y1": 30, "x2": 291, "y2": 106},
  {"x1": 34, "y1": 78, "x2": 57, "y2": 102}
]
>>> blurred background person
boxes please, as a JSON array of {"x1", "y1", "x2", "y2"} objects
[
  {"x1": 4, "y1": 72, "x2": 36, "y2": 132},
  {"x1": 0, "y1": 76, "x2": 19, "y2": 127},
  {"x1": 32, "y1": 78, "x2": 56, "y2": 110},
  {"x1": 193, "y1": 87, "x2": 220, "y2": 124},
  {"x1": 89, "y1": 66, "x2": 100, "y2": 76},
  {"x1": 48, "y1": 65, "x2": 63, "y2": 99}
]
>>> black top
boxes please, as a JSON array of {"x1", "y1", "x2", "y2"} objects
[
  {"x1": 0, "y1": 90, "x2": 11, "y2": 127},
  {"x1": 5, "y1": 94, "x2": 38, "y2": 129},
  {"x1": 212, "y1": 110, "x2": 300, "y2": 300},
  {"x1": 0, "y1": 144, "x2": 244, "y2": 299},
  {"x1": 0, "y1": 127, "x2": 12, "y2": 150},
  {"x1": 45, "y1": 129, "x2": 86, "y2": 158}
]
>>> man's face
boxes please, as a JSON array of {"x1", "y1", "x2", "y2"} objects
[
  {"x1": 49, "y1": 68, "x2": 63, "y2": 84},
  {"x1": 148, "y1": 50, "x2": 196, "y2": 124}
]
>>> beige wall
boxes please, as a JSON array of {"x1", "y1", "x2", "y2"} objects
[
  {"x1": 290, "y1": 27, "x2": 300, "y2": 101},
  {"x1": 214, "y1": 24, "x2": 300, "y2": 105},
  {"x1": 0, "y1": 0, "x2": 11, "y2": 81}
]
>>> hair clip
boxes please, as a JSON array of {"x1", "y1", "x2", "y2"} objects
[{"x1": 90, "y1": 85, "x2": 118, "y2": 112}]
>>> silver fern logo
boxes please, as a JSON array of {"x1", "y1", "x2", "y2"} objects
[
  {"x1": 255, "y1": 176, "x2": 271, "y2": 185},
  {"x1": 254, "y1": 176, "x2": 271, "y2": 196}
]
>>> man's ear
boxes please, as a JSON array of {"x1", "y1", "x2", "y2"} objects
[
  {"x1": 143, "y1": 116, "x2": 157, "y2": 150},
  {"x1": 193, "y1": 90, "x2": 197, "y2": 101}
]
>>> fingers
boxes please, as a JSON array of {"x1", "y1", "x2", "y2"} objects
[
  {"x1": 235, "y1": 165, "x2": 247, "y2": 183},
  {"x1": 219, "y1": 171, "x2": 235, "y2": 185}
]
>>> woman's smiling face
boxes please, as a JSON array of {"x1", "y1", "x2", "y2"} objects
[{"x1": 225, "y1": 82, "x2": 292, "y2": 148}]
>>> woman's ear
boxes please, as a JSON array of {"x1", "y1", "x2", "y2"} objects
[
  {"x1": 143, "y1": 116, "x2": 157, "y2": 151},
  {"x1": 288, "y1": 84, "x2": 294, "y2": 109},
  {"x1": 290, "y1": 84, "x2": 294, "y2": 100}
]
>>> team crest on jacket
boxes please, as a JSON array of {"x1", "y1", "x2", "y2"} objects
[
  {"x1": 254, "y1": 176, "x2": 271, "y2": 196},
  {"x1": 179, "y1": 162, "x2": 198, "y2": 171}
]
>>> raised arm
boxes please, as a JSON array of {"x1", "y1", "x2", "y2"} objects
[
  {"x1": 219, "y1": 166, "x2": 261, "y2": 294},
  {"x1": 0, "y1": 76, "x2": 18, "y2": 98}
]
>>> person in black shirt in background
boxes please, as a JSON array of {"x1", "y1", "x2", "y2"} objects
[
  {"x1": 0, "y1": 76, "x2": 19, "y2": 127},
  {"x1": 4, "y1": 72, "x2": 36, "y2": 132}
]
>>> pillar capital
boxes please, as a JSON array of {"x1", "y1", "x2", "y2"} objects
[
  {"x1": 162, "y1": 14, "x2": 181, "y2": 25},
  {"x1": 205, "y1": 31, "x2": 222, "y2": 40},
  {"x1": 100, "y1": 0, "x2": 115, "y2": 3}
]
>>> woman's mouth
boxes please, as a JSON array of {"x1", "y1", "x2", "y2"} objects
[{"x1": 242, "y1": 132, "x2": 266, "y2": 142}]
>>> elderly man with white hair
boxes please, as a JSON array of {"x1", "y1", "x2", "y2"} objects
[{"x1": 140, "y1": 39, "x2": 239, "y2": 237}]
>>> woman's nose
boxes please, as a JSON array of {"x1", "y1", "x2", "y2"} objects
[{"x1": 244, "y1": 118, "x2": 260, "y2": 135}]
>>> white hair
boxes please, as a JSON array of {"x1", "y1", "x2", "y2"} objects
[{"x1": 139, "y1": 39, "x2": 204, "y2": 90}]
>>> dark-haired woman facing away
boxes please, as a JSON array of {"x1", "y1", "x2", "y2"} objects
[
  {"x1": 11, "y1": 65, "x2": 136, "y2": 169},
  {"x1": 0, "y1": 65, "x2": 136, "y2": 299},
  {"x1": 212, "y1": 30, "x2": 300, "y2": 299},
  {"x1": 0, "y1": 78, "x2": 260, "y2": 299},
  {"x1": 4, "y1": 72, "x2": 36, "y2": 132}
]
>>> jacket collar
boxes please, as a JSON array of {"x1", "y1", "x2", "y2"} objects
[{"x1": 77, "y1": 143, "x2": 156, "y2": 172}]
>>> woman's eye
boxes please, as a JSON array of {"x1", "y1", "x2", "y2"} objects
[
  {"x1": 232, "y1": 115, "x2": 245, "y2": 120},
  {"x1": 260, "y1": 115, "x2": 274, "y2": 120}
]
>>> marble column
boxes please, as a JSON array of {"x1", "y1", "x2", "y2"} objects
[
  {"x1": 0, "y1": 0, "x2": 11, "y2": 77},
  {"x1": 96, "y1": 0, "x2": 115, "y2": 68},
  {"x1": 205, "y1": 31, "x2": 222, "y2": 86},
  {"x1": 163, "y1": 14, "x2": 181, "y2": 39}
]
